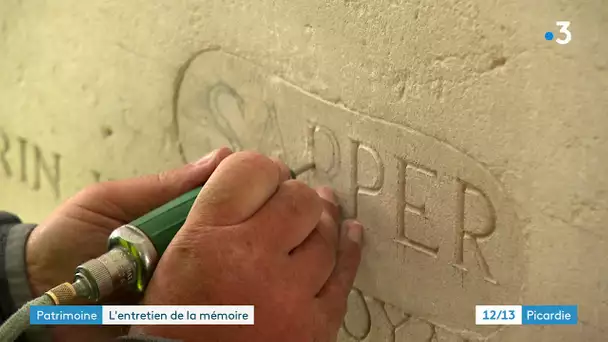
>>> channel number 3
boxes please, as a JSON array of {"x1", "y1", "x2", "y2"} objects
[{"x1": 556, "y1": 21, "x2": 572, "y2": 45}]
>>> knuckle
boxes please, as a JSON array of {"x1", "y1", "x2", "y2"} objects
[
  {"x1": 155, "y1": 170, "x2": 173, "y2": 185},
  {"x1": 284, "y1": 179, "x2": 307, "y2": 192},
  {"x1": 75, "y1": 182, "x2": 108, "y2": 200},
  {"x1": 228, "y1": 151, "x2": 279, "y2": 181},
  {"x1": 154, "y1": 170, "x2": 188, "y2": 191},
  {"x1": 233, "y1": 151, "x2": 273, "y2": 168},
  {"x1": 283, "y1": 180, "x2": 322, "y2": 212},
  {"x1": 286, "y1": 180, "x2": 319, "y2": 201}
]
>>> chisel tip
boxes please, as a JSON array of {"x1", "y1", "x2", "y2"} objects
[{"x1": 290, "y1": 163, "x2": 316, "y2": 178}]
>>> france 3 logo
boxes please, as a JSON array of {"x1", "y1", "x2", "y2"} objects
[{"x1": 545, "y1": 21, "x2": 571, "y2": 45}]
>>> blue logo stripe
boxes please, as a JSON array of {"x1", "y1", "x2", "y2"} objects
[
  {"x1": 30, "y1": 306, "x2": 103, "y2": 325},
  {"x1": 522, "y1": 305, "x2": 577, "y2": 325}
]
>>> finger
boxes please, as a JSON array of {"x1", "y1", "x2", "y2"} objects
[
  {"x1": 317, "y1": 187, "x2": 340, "y2": 221},
  {"x1": 78, "y1": 147, "x2": 232, "y2": 221},
  {"x1": 188, "y1": 151, "x2": 286, "y2": 226},
  {"x1": 289, "y1": 220, "x2": 340, "y2": 297},
  {"x1": 245, "y1": 180, "x2": 323, "y2": 252},
  {"x1": 316, "y1": 187, "x2": 340, "y2": 249},
  {"x1": 316, "y1": 220, "x2": 362, "y2": 322}
]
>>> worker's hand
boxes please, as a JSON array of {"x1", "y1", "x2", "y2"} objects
[
  {"x1": 133, "y1": 151, "x2": 363, "y2": 342},
  {"x1": 25, "y1": 147, "x2": 232, "y2": 342}
]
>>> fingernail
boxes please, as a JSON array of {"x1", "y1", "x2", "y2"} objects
[
  {"x1": 345, "y1": 220, "x2": 363, "y2": 244},
  {"x1": 317, "y1": 186, "x2": 338, "y2": 205},
  {"x1": 193, "y1": 150, "x2": 217, "y2": 166}
]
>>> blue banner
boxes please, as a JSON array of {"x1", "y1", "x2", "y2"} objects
[
  {"x1": 522, "y1": 305, "x2": 577, "y2": 325},
  {"x1": 29, "y1": 305, "x2": 254, "y2": 325},
  {"x1": 30, "y1": 305, "x2": 102, "y2": 325}
]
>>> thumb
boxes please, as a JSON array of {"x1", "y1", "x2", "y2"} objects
[
  {"x1": 316, "y1": 220, "x2": 363, "y2": 326},
  {"x1": 80, "y1": 147, "x2": 232, "y2": 221}
]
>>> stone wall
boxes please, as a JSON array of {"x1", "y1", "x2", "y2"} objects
[{"x1": 1, "y1": 0, "x2": 606, "y2": 340}]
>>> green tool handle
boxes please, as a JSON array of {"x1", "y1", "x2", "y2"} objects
[
  {"x1": 129, "y1": 186, "x2": 202, "y2": 256},
  {"x1": 128, "y1": 164, "x2": 312, "y2": 258}
]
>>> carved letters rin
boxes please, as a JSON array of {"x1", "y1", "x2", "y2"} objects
[
  {"x1": 0, "y1": 49, "x2": 516, "y2": 340},
  {"x1": 0, "y1": 128, "x2": 61, "y2": 199},
  {"x1": 3, "y1": 55, "x2": 507, "y2": 302}
]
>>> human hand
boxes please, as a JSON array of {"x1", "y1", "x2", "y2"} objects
[
  {"x1": 133, "y1": 151, "x2": 363, "y2": 342},
  {"x1": 25, "y1": 147, "x2": 232, "y2": 342}
]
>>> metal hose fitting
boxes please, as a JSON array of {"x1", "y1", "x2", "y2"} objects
[
  {"x1": 74, "y1": 247, "x2": 137, "y2": 302},
  {"x1": 45, "y1": 282, "x2": 78, "y2": 305},
  {"x1": 73, "y1": 224, "x2": 159, "y2": 302}
]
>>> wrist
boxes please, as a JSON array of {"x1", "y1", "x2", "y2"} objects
[
  {"x1": 1, "y1": 221, "x2": 37, "y2": 312},
  {"x1": 24, "y1": 228, "x2": 53, "y2": 298},
  {"x1": 0, "y1": 215, "x2": 52, "y2": 342}
]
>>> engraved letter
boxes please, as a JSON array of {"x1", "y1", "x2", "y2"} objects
[
  {"x1": 342, "y1": 289, "x2": 371, "y2": 340},
  {"x1": 91, "y1": 170, "x2": 102, "y2": 183},
  {"x1": 350, "y1": 139, "x2": 383, "y2": 217},
  {"x1": 394, "y1": 158, "x2": 438, "y2": 257},
  {"x1": 207, "y1": 83, "x2": 245, "y2": 151},
  {"x1": 306, "y1": 122, "x2": 340, "y2": 178},
  {"x1": 17, "y1": 137, "x2": 27, "y2": 183},
  {"x1": 453, "y1": 181, "x2": 497, "y2": 284},
  {"x1": 33, "y1": 145, "x2": 61, "y2": 199},
  {"x1": 0, "y1": 128, "x2": 11, "y2": 177},
  {"x1": 90, "y1": 170, "x2": 114, "y2": 183}
]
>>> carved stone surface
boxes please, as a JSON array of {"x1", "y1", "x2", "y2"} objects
[
  {"x1": 0, "y1": 0, "x2": 606, "y2": 340},
  {"x1": 338, "y1": 288, "x2": 468, "y2": 342},
  {"x1": 175, "y1": 50, "x2": 523, "y2": 334}
]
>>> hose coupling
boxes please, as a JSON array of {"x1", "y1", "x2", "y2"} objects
[{"x1": 74, "y1": 247, "x2": 137, "y2": 302}]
